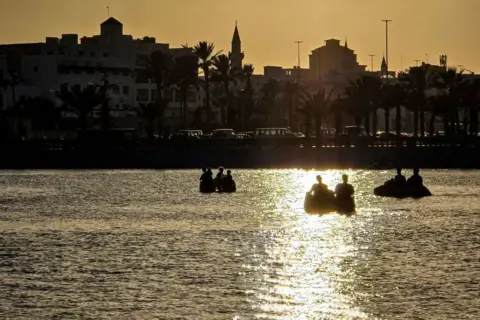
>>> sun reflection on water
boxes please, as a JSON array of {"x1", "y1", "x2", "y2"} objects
[{"x1": 247, "y1": 169, "x2": 369, "y2": 319}]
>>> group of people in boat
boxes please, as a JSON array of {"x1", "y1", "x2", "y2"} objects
[
  {"x1": 309, "y1": 174, "x2": 355, "y2": 201},
  {"x1": 199, "y1": 166, "x2": 236, "y2": 192},
  {"x1": 387, "y1": 168, "x2": 424, "y2": 187},
  {"x1": 374, "y1": 167, "x2": 431, "y2": 198}
]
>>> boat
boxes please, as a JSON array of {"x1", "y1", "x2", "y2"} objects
[
  {"x1": 304, "y1": 191, "x2": 355, "y2": 214},
  {"x1": 373, "y1": 182, "x2": 432, "y2": 198},
  {"x1": 200, "y1": 178, "x2": 236, "y2": 193},
  {"x1": 199, "y1": 182, "x2": 215, "y2": 193}
]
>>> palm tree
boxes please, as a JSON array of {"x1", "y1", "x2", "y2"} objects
[
  {"x1": 136, "y1": 102, "x2": 161, "y2": 139},
  {"x1": 258, "y1": 79, "x2": 281, "y2": 126},
  {"x1": 0, "y1": 72, "x2": 24, "y2": 106},
  {"x1": 404, "y1": 64, "x2": 438, "y2": 137},
  {"x1": 344, "y1": 75, "x2": 382, "y2": 134},
  {"x1": 283, "y1": 81, "x2": 299, "y2": 129},
  {"x1": 239, "y1": 64, "x2": 255, "y2": 130},
  {"x1": 172, "y1": 54, "x2": 199, "y2": 128},
  {"x1": 437, "y1": 68, "x2": 466, "y2": 134},
  {"x1": 14, "y1": 96, "x2": 61, "y2": 137},
  {"x1": 330, "y1": 97, "x2": 347, "y2": 138},
  {"x1": 381, "y1": 82, "x2": 407, "y2": 135},
  {"x1": 145, "y1": 50, "x2": 174, "y2": 135},
  {"x1": 56, "y1": 83, "x2": 108, "y2": 132},
  {"x1": 297, "y1": 88, "x2": 334, "y2": 141},
  {"x1": 193, "y1": 41, "x2": 221, "y2": 127},
  {"x1": 461, "y1": 78, "x2": 480, "y2": 136},
  {"x1": 211, "y1": 54, "x2": 238, "y2": 127}
]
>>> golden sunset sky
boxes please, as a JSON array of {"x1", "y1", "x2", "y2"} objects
[{"x1": 1, "y1": 0, "x2": 479, "y2": 73}]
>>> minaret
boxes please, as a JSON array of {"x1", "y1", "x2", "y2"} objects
[
  {"x1": 381, "y1": 56, "x2": 387, "y2": 75},
  {"x1": 229, "y1": 21, "x2": 244, "y2": 71}
]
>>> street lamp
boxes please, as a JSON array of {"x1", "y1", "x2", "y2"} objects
[{"x1": 382, "y1": 20, "x2": 392, "y2": 77}]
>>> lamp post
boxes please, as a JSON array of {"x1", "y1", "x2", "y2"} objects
[
  {"x1": 382, "y1": 20, "x2": 392, "y2": 77},
  {"x1": 294, "y1": 41, "x2": 303, "y2": 81},
  {"x1": 294, "y1": 40, "x2": 303, "y2": 132},
  {"x1": 369, "y1": 54, "x2": 375, "y2": 72}
]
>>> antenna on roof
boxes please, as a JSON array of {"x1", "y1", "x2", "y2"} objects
[{"x1": 107, "y1": 6, "x2": 110, "y2": 18}]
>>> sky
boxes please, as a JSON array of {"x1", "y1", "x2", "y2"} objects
[{"x1": 1, "y1": 0, "x2": 480, "y2": 74}]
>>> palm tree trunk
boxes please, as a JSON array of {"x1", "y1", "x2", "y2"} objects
[
  {"x1": 224, "y1": 82, "x2": 230, "y2": 127},
  {"x1": 428, "y1": 114, "x2": 436, "y2": 136},
  {"x1": 315, "y1": 117, "x2": 322, "y2": 144},
  {"x1": 443, "y1": 116, "x2": 450, "y2": 137},
  {"x1": 364, "y1": 114, "x2": 371, "y2": 135},
  {"x1": 288, "y1": 99, "x2": 293, "y2": 129},
  {"x1": 455, "y1": 110, "x2": 460, "y2": 134},
  {"x1": 413, "y1": 110, "x2": 419, "y2": 136},
  {"x1": 420, "y1": 110, "x2": 425, "y2": 137},
  {"x1": 183, "y1": 94, "x2": 188, "y2": 129},
  {"x1": 179, "y1": 99, "x2": 184, "y2": 129},
  {"x1": 470, "y1": 108, "x2": 478, "y2": 136},
  {"x1": 334, "y1": 110, "x2": 342, "y2": 138},
  {"x1": 395, "y1": 105, "x2": 401, "y2": 135},
  {"x1": 204, "y1": 71, "x2": 211, "y2": 127},
  {"x1": 384, "y1": 108, "x2": 390, "y2": 134},
  {"x1": 372, "y1": 107, "x2": 377, "y2": 135},
  {"x1": 80, "y1": 113, "x2": 88, "y2": 134}
]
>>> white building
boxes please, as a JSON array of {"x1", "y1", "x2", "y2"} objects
[{"x1": 0, "y1": 17, "x2": 201, "y2": 131}]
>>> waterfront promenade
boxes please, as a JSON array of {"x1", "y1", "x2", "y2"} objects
[{"x1": 1, "y1": 136, "x2": 479, "y2": 169}]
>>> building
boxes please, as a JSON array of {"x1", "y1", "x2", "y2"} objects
[
  {"x1": 309, "y1": 39, "x2": 368, "y2": 94},
  {"x1": 0, "y1": 17, "x2": 200, "y2": 132}
]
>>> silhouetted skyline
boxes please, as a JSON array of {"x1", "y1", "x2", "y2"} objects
[{"x1": 1, "y1": 0, "x2": 480, "y2": 72}]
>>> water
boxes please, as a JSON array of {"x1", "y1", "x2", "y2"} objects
[{"x1": 0, "y1": 169, "x2": 479, "y2": 319}]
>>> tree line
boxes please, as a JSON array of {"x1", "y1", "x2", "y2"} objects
[{"x1": 1, "y1": 40, "x2": 480, "y2": 141}]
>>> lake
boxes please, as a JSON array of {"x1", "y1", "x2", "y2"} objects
[{"x1": 0, "y1": 169, "x2": 479, "y2": 319}]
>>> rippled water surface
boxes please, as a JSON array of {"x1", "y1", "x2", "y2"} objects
[{"x1": 0, "y1": 169, "x2": 479, "y2": 319}]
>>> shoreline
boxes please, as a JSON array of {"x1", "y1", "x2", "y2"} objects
[{"x1": 1, "y1": 145, "x2": 479, "y2": 170}]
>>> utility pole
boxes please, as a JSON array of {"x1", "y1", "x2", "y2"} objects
[
  {"x1": 425, "y1": 53, "x2": 429, "y2": 64},
  {"x1": 382, "y1": 20, "x2": 392, "y2": 76},
  {"x1": 294, "y1": 40, "x2": 303, "y2": 132},
  {"x1": 295, "y1": 41, "x2": 303, "y2": 81},
  {"x1": 107, "y1": 6, "x2": 110, "y2": 18},
  {"x1": 369, "y1": 54, "x2": 375, "y2": 72},
  {"x1": 382, "y1": 19, "x2": 392, "y2": 135}
]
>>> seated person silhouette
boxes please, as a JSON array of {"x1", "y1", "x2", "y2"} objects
[
  {"x1": 394, "y1": 168, "x2": 407, "y2": 185},
  {"x1": 335, "y1": 174, "x2": 355, "y2": 199},
  {"x1": 407, "y1": 168, "x2": 423, "y2": 186},
  {"x1": 225, "y1": 169, "x2": 233, "y2": 182},
  {"x1": 216, "y1": 167, "x2": 225, "y2": 179},
  {"x1": 310, "y1": 175, "x2": 329, "y2": 197}
]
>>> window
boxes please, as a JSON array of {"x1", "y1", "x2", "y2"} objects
[
  {"x1": 187, "y1": 90, "x2": 197, "y2": 103},
  {"x1": 113, "y1": 85, "x2": 120, "y2": 94},
  {"x1": 136, "y1": 54, "x2": 149, "y2": 67},
  {"x1": 33, "y1": 66, "x2": 39, "y2": 73},
  {"x1": 174, "y1": 91, "x2": 182, "y2": 102},
  {"x1": 78, "y1": 51, "x2": 84, "y2": 56},
  {"x1": 90, "y1": 52, "x2": 95, "y2": 57},
  {"x1": 136, "y1": 89, "x2": 149, "y2": 102},
  {"x1": 122, "y1": 86, "x2": 129, "y2": 96},
  {"x1": 103, "y1": 52, "x2": 109, "y2": 57},
  {"x1": 151, "y1": 90, "x2": 157, "y2": 101},
  {"x1": 163, "y1": 89, "x2": 173, "y2": 102}
]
